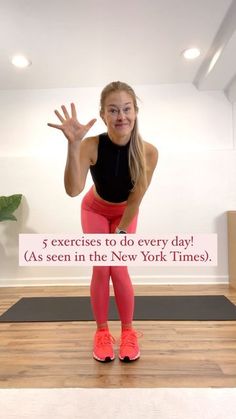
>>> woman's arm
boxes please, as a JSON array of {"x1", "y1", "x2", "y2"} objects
[
  {"x1": 48, "y1": 103, "x2": 97, "y2": 197},
  {"x1": 117, "y1": 142, "x2": 158, "y2": 231},
  {"x1": 64, "y1": 137, "x2": 97, "y2": 196}
]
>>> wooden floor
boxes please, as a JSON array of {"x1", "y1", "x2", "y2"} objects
[{"x1": 0, "y1": 284, "x2": 236, "y2": 388}]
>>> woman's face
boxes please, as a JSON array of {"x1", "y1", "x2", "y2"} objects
[{"x1": 101, "y1": 90, "x2": 137, "y2": 143}]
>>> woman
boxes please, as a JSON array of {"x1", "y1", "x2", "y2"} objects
[{"x1": 48, "y1": 81, "x2": 158, "y2": 363}]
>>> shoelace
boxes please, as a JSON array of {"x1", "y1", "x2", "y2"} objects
[
  {"x1": 120, "y1": 330, "x2": 143, "y2": 348},
  {"x1": 96, "y1": 332, "x2": 116, "y2": 347}
]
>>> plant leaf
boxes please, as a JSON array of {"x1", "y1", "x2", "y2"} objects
[
  {"x1": 0, "y1": 214, "x2": 17, "y2": 221},
  {"x1": 0, "y1": 194, "x2": 22, "y2": 222}
]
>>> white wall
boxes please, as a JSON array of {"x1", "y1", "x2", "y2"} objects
[{"x1": 0, "y1": 84, "x2": 235, "y2": 286}]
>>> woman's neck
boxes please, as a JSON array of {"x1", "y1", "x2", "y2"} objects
[{"x1": 107, "y1": 131, "x2": 131, "y2": 146}]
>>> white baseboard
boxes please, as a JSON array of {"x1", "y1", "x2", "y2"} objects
[{"x1": 0, "y1": 275, "x2": 229, "y2": 287}]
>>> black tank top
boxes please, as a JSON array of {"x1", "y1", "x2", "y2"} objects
[{"x1": 90, "y1": 133, "x2": 133, "y2": 202}]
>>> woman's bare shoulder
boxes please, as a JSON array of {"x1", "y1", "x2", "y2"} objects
[
  {"x1": 143, "y1": 140, "x2": 158, "y2": 165},
  {"x1": 81, "y1": 135, "x2": 99, "y2": 147}
]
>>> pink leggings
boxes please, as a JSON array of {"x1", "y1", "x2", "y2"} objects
[{"x1": 81, "y1": 186, "x2": 138, "y2": 325}]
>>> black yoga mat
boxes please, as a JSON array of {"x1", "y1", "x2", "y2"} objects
[{"x1": 0, "y1": 295, "x2": 236, "y2": 322}]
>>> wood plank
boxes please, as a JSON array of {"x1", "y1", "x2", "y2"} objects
[{"x1": 0, "y1": 285, "x2": 236, "y2": 388}]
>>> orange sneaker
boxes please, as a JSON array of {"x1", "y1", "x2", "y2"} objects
[
  {"x1": 119, "y1": 329, "x2": 142, "y2": 362},
  {"x1": 93, "y1": 329, "x2": 116, "y2": 362}
]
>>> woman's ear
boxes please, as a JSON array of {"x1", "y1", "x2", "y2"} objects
[{"x1": 100, "y1": 111, "x2": 107, "y2": 125}]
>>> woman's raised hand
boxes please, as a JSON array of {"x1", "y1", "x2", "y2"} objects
[{"x1": 47, "y1": 103, "x2": 97, "y2": 143}]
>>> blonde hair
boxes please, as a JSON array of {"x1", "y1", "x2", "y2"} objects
[{"x1": 100, "y1": 81, "x2": 146, "y2": 190}]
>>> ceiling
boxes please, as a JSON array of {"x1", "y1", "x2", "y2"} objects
[{"x1": 1, "y1": 0, "x2": 236, "y2": 102}]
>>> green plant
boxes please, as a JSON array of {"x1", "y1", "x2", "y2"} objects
[{"x1": 0, "y1": 194, "x2": 23, "y2": 222}]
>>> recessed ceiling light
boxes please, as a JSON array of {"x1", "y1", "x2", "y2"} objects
[
  {"x1": 11, "y1": 55, "x2": 32, "y2": 68},
  {"x1": 182, "y1": 48, "x2": 201, "y2": 60}
]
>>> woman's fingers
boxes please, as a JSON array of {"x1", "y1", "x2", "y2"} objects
[
  {"x1": 54, "y1": 104, "x2": 76, "y2": 121},
  {"x1": 71, "y1": 103, "x2": 77, "y2": 118},
  {"x1": 61, "y1": 105, "x2": 70, "y2": 119},
  {"x1": 48, "y1": 105, "x2": 96, "y2": 139},
  {"x1": 47, "y1": 123, "x2": 63, "y2": 130},
  {"x1": 86, "y1": 118, "x2": 97, "y2": 129},
  {"x1": 54, "y1": 109, "x2": 65, "y2": 123}
]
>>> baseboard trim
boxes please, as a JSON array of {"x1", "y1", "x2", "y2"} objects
[{"x1": 0, "y1": 275, "x2": 229, "y2": 287}]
